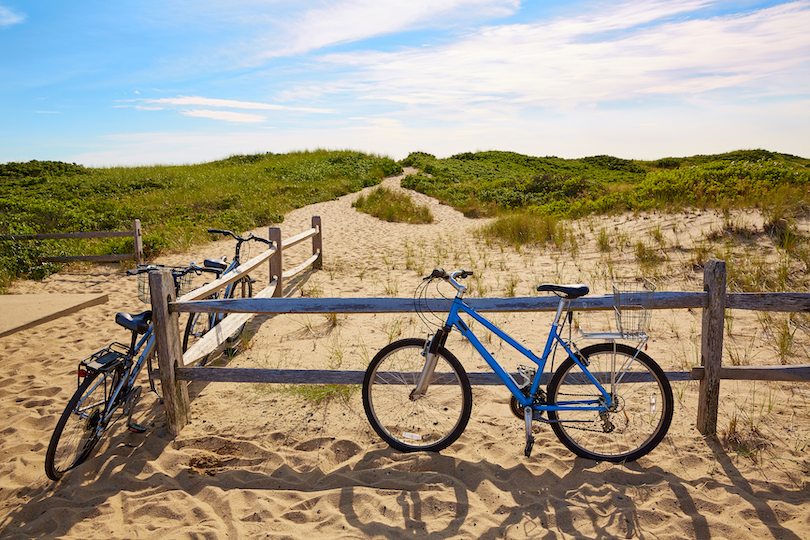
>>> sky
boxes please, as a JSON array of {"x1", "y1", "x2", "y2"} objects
[{"x1": 1, "y1": 0, "x2": 809, "y2": 167}]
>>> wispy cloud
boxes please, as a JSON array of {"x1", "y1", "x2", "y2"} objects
[
  {"x1": 0, "y1": 5, "x2": 24, "y2": 27},
  {"x1": 134, "y1": 95, "x2": 336, "y2": 123},
  {"x1": 258, "y1": 0, "x2": 520, "y2": 58},
  {"x1": 180, "y1": 109, "x2": 266, "y2": 123},
  {"x1": 146, "y1": 95, "x2": 334, "y2": 114},
  {"x1": 311, "y1": 0, "x2": 810, "y2": 110}
]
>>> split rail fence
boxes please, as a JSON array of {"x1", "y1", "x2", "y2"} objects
[
  {"x1": 0, "y1": 219, "x2": 144, "y2": 265},
  {"x1": 148, "y1": 251, "x2": 810, "y2": 439}
]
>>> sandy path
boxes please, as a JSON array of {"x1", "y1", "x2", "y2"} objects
[{"x1": 1, "y1": 168, "x2": 808, "y2": 539}]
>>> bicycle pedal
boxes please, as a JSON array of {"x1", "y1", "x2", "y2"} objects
[
  {"x1": 524, "y1": 436, "x2": 534, "y2": 458},
  {"x1": 127, "y1": 422, "x2": 147, "y2": 433}
]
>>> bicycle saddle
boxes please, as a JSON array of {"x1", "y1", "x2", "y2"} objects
[
  {"x1": 115, "y1": 311, "x2": 152, "y2": 334},
  {"x1": 204, "y1": 257, "x2": 228, "y2": 271},
  {"x1": 536, "y1": 283, "x2": 590, "y2": 299}
]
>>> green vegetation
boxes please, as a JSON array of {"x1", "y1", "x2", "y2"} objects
[
  {"x1": 401, "y1": 149, "x2": 810, "y2": 250},
  {"x1": 0, "y1": 151, "x2": 401, "y2": 289},
  {"x1": 402, "y1": 149, "x2": 810, "y2": 219},
  {"x1": 352, "y1": 186, "x2": 434, "y2": 224}
]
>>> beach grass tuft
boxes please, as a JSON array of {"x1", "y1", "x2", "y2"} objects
[{"x1": 352, "y1": 186, "x2": 434, "y2": 224}]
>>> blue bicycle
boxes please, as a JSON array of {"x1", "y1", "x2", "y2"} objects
[{"x1": 362, "y1": 269, "x2": 673, "y2": 462}]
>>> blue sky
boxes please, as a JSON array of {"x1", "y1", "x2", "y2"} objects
[{"x1": 1, "y1": 0, "x2": 808, "y2": 166}]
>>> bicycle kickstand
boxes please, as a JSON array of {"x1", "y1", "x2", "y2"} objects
[
  {"x1": 524, "y1": 406, "x2": 534, "y2": 458},
  {"x1": 125, "y1": 386, "x2": 147, "y2": 433}
]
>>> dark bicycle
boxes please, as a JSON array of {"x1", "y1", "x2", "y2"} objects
[
  {"x1": 45, "y1": 264, "x2": 207, "y2": 481},
  {"x1": 182, "y1": 229, "x2": 271, "y2": 364}
]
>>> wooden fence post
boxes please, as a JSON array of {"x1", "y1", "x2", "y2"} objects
[
  {"x1": 269, "y1": 227, "x2": 283, "y2": 297},
  {"x1": 312, "y1": 216, "x2": 323, "y2": 270},
  {"x1": 149, "y1": 268, "x2": 190, "y2": 435},
  {"x1": 133, "y1": 219, "x2": 143, "y2": 265},
  {"x1": 697, "y1": 258, "x2": 726, "y2": 436}
]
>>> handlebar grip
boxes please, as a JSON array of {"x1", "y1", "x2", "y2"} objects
[
  {"x1": 207, "y1": 228, "x2": 231, "y2": 236},
  {"x1": 426, "y1": 268, "x2": 446, "y2": 280},
  {"x1": 459, "y1": 270, "x2": 474, "y2": 279}
]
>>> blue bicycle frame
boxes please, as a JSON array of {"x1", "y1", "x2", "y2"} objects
[{"x1": 437, "y1": 291, "x2": 614, "y2": 416}]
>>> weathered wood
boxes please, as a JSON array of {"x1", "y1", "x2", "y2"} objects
[
  {"x1": 182, "y1": 280, "x2": 277, "y2": 366},
  {"x1": 169, "y1": 291, "x2": 706, "y2": 315},
  {"x1": 1, "y1": 230, "x2": 133, "y2": 240},
  {"x1": 282, "y1": 227, "x2": 318, "y2": 249},
  {"x1": 2, "y1": 221, "x2": 144, "y2": 265},
  {"x1": 133, "y1": 219, "x2": 143, "y2": 265},
  {"x1": 175, "y1": 244, "x2": 276, "y2": 303},
  {"x1": 697, "y1": 259, "x2": 726, "y2": 436},
  {"x1": 175, "y1": 368, "x2": 694, "y2": 384},
  {"x1": 269, "y1": 227, "x2": 283, "y2": 298},
  {"x1": 149, "y1": 269, "x2": 190, "y2": 435},
  {"x1": 42, "y1": 254, "x2": 136, "y2": 263},
  {"x1": 727, "y1": 293, "x2": 810, "y2": 312},
  {"x1": 312, "y1": 216, "x2": 323, "y2": 270},
  {"x1": 282, "y1": 253, "x2": 320, "y2": 280},
  {"x1": 691, "y1": 365, "x2": 810, "y2": 382}
]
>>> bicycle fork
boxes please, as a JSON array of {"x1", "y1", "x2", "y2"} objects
[{"x1": 410, "y1": 328, "x2": 450, "y2": 400}]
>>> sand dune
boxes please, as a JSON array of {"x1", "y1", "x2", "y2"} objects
[{"x1": 1, "y1": 168, "x2": 808, "y2": 539}]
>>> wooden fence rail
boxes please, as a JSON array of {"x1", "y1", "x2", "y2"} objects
[
  {"x1": 148, "y1": 257, "x2": 810, "y2": 437},
  {"x1": 178, "y1": 216, "x2": 323, "y2": 367},
  {"x1": 0, "y1": 219, "x2": 144, "y2": 265}
]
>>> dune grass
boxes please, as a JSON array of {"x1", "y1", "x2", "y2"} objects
[
  {"x1": 352, "y1": 186, "x2": 434, "y2": 224},
  {"x1": 0, "y1": 150, "x2": 401, "y2": 290}
]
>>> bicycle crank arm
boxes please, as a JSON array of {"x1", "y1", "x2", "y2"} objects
[{"x1": 524, "y1": 406, "x2": 534, "y2": 458}]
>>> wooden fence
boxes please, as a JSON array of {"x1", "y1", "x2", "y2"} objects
[
  {"x1": 0, "y1": 219, "x2": 144, "y2": 265},
  {"x1": 148, "y1": 256, "x2": 810, "y2": 438}
]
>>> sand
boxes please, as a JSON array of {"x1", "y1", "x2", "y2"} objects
[{"x1": 1, "y1": 168, "x2": 809, "y2": 539}]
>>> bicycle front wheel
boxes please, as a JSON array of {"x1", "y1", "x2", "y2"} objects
[
  {"x1": 547, "y1": 342, "x2": 673, "y2": 462},
  {"x1": 183, "y1": 304, "x2": 214, "y2": 366},
  {"x1": 363, "y1": 338, "x2": 472, "y2": 452},
  {"x1": 45, "y1": 371, "x2": 110, "y2": 480},
  {"x1": 225, "y1": 275, "x2": 254, "y2": 343}
]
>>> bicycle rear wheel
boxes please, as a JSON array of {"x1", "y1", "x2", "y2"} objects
[
  {"x1": 363, "y1": 338, "x2": 472, "y2": 452},
  {"x1": 547, "y1": 342, "x2": 673, "y2": 462},
  {"x1": 45, "y1": 371, "x2": 111, "y2": 480}
]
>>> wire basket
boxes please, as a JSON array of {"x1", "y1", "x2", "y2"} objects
[
  {"x1": 613, "y1": 279, "x2": 655, "y2": 338},
  {"x1": 137, "y1": 270, "x2": 193, "y2": 304}
]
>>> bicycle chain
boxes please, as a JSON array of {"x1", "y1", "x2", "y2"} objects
[{"x1": 545, "y1": 390, "x2": 617, "y2": 434}]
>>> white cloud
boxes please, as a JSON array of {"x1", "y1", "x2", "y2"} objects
[
  {"x1": 147, "y1": 95, "x2": 334, "y2": 114},
  {"x1": 68, "y1": 97, "x2": 810, "y2": 167},
  {"x1": 312, "y1": 0, "x2": 810, "y2": 110},
  {"x1": 0, "y1": 5, "x2": 24, "y2": 27},
  {"x1": 259, "y1": 0, "x2": 520, "y2": 57},
  {"x1": 180, "y1": 109, "x2": 266, "y2": 123}
]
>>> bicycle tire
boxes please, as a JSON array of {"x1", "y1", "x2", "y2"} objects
[
  {"x1": 546, "y1": 342, "x2": 673, "y2": 462},
  {"x1": 183, "y1": 300, "x2": 215, "y2": 366},
  {"x1": 363, "y1": 338, "x2": 472, "y2": 452},
  {"x1": 45, "y1": 370, "x2": 110, "y2": 480},
  {"x1": 224, "y1": 275, "x2": 253, "y2": 343}
]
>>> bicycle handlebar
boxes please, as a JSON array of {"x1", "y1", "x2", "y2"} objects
[
  {"x1": 127, "y1": 263, "x2": 220, "y2": 277},
  {"x1": 424, "y1": 268, "x2": 473, "y2": 281},
  {"x1": 207, "y1": 228, "x2": 272, "y2": 245}
]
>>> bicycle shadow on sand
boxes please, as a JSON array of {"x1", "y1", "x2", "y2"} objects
[{"x1": 2, "y1": 431, "x2": 804, "y2": 540}]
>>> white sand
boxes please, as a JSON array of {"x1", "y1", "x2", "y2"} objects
[{"x1": 1, "y1": 168, "x2": 808, "y2": 539}]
